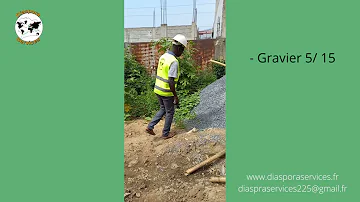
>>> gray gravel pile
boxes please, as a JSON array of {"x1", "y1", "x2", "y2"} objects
[{"x1": 184, "y1": 76, "x2": 226, "y2": 130}]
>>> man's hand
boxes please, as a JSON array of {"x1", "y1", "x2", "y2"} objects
[
  {"x1": 174, "y1": 96, "x2": 179, "y2": 105},
  {"x1": 168, "y1": 77, "x2": 178, "y2": 104}
]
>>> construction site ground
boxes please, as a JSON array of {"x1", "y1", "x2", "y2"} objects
[{"x1": 124, "y1": 119, "x2": 226, "y2": 202}]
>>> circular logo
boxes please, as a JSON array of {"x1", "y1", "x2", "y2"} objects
[{"x1": 15, "y1": 13, "x2": 43, "y2": 42}]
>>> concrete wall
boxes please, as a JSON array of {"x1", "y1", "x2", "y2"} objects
[
  {"x1": 124, "y1": 23, "x2": 198, "y2": 43},
  {"x1": 124, "y1": 27, "x2": 159, "y2": 43},
  {"x1": 222, "y1": 0, "x2": 226, "y2": 37},
  {"x1": 214, "y1": 38, "x2": 226, "y2": 61}
]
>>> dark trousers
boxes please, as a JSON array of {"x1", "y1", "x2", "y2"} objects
[{"x1": 147, "y1": 94, "x2": 175, "y2": 137}]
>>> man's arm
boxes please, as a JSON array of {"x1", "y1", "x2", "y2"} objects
[
  {"x1": 168, "y1": 61, "x2": 179, "y2": 104},
  {"x1": 168, "y1": 77, "x2": 177, "y2": 98}
]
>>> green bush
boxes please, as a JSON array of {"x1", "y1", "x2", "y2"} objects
[
  {"x1": 125, "y1": 88, "x2": 158, "y2": 119},
  {"x1": 124, "y1": 51, "x2": 158, "y2": 119},
  {"x1": 124, "y1": 52, "x2": 153, "y2": 94},
  {"x1": 174, "y1": 91, "x2": 200, "y2": 128},
  {"x1": 213, "y1": 59, "x2": 226, "y2": 79},
  {"x1": 195, "y1": 67, "x2": 217, "y2": 90}
]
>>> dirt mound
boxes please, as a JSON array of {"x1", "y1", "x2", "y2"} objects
[{"x1": 124, "y1": 119, "x2": 226, "y2": 202}]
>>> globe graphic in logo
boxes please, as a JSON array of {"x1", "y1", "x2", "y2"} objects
[{"x1": 15, "y1": 13, "x2": 43, "y2": 42}]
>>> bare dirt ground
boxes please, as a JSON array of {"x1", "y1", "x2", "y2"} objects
[{"x1": 124, "y1": 119, "x2": 226, "y2": 202}]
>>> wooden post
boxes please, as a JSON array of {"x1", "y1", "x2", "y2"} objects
[
  {"x1": 185, "y1": 149, "x2": 226, "y2": 176},
  {"x1": 210, "y1": 177, "x2": 226, "y2": 183},
  {"x1": 209, "y1": 59, "x2": 226, "y2": 67}
]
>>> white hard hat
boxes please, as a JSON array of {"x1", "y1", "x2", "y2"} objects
[{"x1": 172, "y1": 34, "x2": 187, "y2": 47}]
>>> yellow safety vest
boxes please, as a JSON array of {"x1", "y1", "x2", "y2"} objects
[{"x1": 154, "y1": 52, "x2": 180, "y2": 97}]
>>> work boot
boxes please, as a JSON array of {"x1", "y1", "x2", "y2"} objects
[
  {"x1": 145, "y1": 128, "x2": 156, "y2": 136},
  {"x1": 161, "y1": 131, "x2": 176, "y2": 139}
]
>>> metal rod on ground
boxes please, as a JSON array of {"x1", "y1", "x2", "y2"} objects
[
  {"x1": 210, "y1": 177, "x2": 226, "y2": 183},
  {"x1": 185, "y1": 149, "x2": 226, "y2": 176},
  {"x1": 209, "y1": 59, "x2": 226, "y2": 67}
]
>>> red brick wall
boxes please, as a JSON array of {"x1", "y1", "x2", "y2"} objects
[{"x1": 126, "y1": 39, "x2": 215, "y2": 75}]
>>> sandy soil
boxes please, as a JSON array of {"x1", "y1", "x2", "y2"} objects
[{"x1": 124, "y1": 119, "x2": 226, "y2": 202}]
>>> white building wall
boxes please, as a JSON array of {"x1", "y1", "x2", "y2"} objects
[
  {"x1": 213, "y1": 0, "x2": 225, "y2": 38},
  {"x1": 124, "y1": 24, "x2": 196, "y2": 43}
]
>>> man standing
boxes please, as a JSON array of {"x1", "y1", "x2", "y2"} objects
[{"x1": 145, "y1": 34, "x2": 187, "y2": 139}]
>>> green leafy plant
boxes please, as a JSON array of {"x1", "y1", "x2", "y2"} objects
[
  {"x1": 124, "y1": 113, "x2": 131, "y2": 121},
  {"x1": 174, "y1": 91, "x2": 200, "y2": 128},
  {"x1": 124, "y1": 51, "x2": 153, "y2": 94},
  {"x1": 195, "y1": 67, "x2": 217, "y2": 90},
  {"x1": 124, "y1": 50, "x2": 158, "y2": 119},
  {"x1": 212, "y1": 59, "x2": 226, "y2": 79}
]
